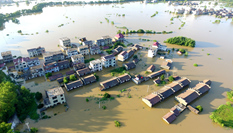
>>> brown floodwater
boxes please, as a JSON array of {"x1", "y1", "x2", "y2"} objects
[{"x1": 1, "y1": 1, "x2": 233, "y2": 133}]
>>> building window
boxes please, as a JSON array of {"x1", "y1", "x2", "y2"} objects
[
  {"x1": 52, "y1": 96, "x2": 57, "y2": 99},
  {"x1": 61, "y1": 98, "x2": 64, "y2": 100},
  {"x1": 53, "y1": 100, "x2": 58, "y2": 103},
  {"x1": 60, "y1": 94, "x2": 63, "y2": 97}
]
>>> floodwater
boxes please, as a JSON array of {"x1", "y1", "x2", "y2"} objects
[{"x1": 1, "y1": 1, "x2": 233, "y2": 133}]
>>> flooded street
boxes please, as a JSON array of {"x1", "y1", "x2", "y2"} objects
[{"x1": 1, "y1": 1, "x2": 233, "y2": 133}]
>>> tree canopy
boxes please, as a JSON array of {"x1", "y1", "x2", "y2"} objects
[{"x1": 164, "y1": 36, "x2": 195, "y2": 47}]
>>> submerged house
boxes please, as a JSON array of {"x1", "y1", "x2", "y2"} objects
[
  {"x1": 73, "y1": 63, "x2": 86, "y2": 71},
  {"x1": 148, "y1": 69, "x2": 166, "y2": 79},
  {"x1": 124, "y1": 62, "x2": 136, "y2": 70},
  {"x1": 146, "y1": 65, "x2": 156, "y2": 73},
  {"x1": 44, "y1": 87, "x2": 66, "y2": 108},
  {"x1": 81, "y1": 74, "x2": 97, "y2": 85},
  {"x1": 142, "y1": 93, "x2": 162, "y2": 107},
  {"x1": 76, "y1": 67, "x2": 91, "y2": 77},
  {"x1": 132, "y1": 74, "x2": 149, "y2": 84},
  {"x1": 117, "y1": 73, "x2": 131, "y2": 83},
  {"x1": 160, "y1": 61, "x2": 172, "y2": 70},
  {"x1": 64, "y1": 80, "x2": 84, "y2": 91},
  {"x1": 100, "y1": 77, "x2": 120, "y2": 91}
]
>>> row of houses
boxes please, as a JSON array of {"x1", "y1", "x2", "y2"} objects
[
  {"x1": 118, "y1": 44, "x2": 142, "y2": 61},
  {"x1": 99, "y1": 73, "x2": 131, "y2": 91},
  {"x1": 142, "y1": 77, "x2": 191, "y2": 107},
  {"x1": 162, "y1": 79, "x2": 211, "y2": 124}
]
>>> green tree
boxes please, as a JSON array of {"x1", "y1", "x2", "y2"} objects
[
  {"x1": 168, "y1": 76, "x2": 174, "y2": 82},
  {"x1": 63, "y1": 77, "x2": 69, "y2": 84},
  {"x1": 196, "y1": 105, "x2": 203, "y2": 112},
  {"x1": 30, "y1": 127, "x2": 39, "y2": 133},
  {"x1": 137, "y1": 29, "x2": 145, "y2": 33},
  {"x1": 117, "y1": 30, "x2": 121, "y2": 34},
  {"x1": 69, "y1": 75, "x2": 76, "y2": 81},
  {"x1": 114, "y1": 120, "x2": 121, "y2": 127},
  {"x1": 160, "y1": 74, "x2": 165, "y2": 81},
  {"x1": 103, "y1": 93, "x2": 111, "y2": 98},
  {"x1": 35, "y1": 92, "x2": 42, "y2": 101},
  {"x1": 0, "y1": 82, "x2": 18, "y2": 123},
  {"x1": 0, "y1": 122, "x2": 13, "y2": 133}
]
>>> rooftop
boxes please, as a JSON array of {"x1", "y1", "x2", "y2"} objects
[
  {"x1": 90, "y1": 59, "x2": 102, "y2": 64},
  {"x1": 102, "y1": 35, "x2": 111, "y2": 39},
  {"x1": 46, "y1": 87, "x2": 64, "y2": 98},
  {"x1": 71, "y1": 54, "x2": 83, "y2": 59},
  {"x1": 1, "y1": 51, "x2": 12, "y2": 56},
  {"x1": 60, "y1": 37, "x2": 70, "y2": 41}
]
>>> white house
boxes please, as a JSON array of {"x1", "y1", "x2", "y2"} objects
[
  {"x1": 44, "y1": 87, "x2": 66, "y2": 108},
  {"x1": 95, "y1": 39, "x2": 105, "y2": 46},
  {"x1": 101, "y1": 55, "x2": 116, "y2": 68},
  {"x1": 59, "y1": 37, "x2": 71, "y2": 47},
  {"x1": 82, "y1": 40, "x2": 93, "y2": 47},
  {"x1": 78, "y1": 46, "x2": 89, "y2": 55},
  {"x1": 71, "y1": 54, "x2": 84, "y2": 64},
  {"x1": 43, "y1": 62, "x2": 59, "y2": 74},
  {"x1": 101, "y1": 35, "x2": 112, "y2": 45},
  {"x1": 27, "y1": 46, "x2": 45, "y2": 57},
  {"x1": 118, "y1": 51, "x2": 128, "y2": 61},
  {"x1": 13, "y1": 57, "x2": 40, "y2": 72},
  {"x1": 66, "y1": 48, "x2": 79, "y2": 58},
  {"x1": 148, "y1": 47, "x2": 157, "y2": 58},
  {"x1": 89, "y1": 59, "x2": 102, "y2": 72}
]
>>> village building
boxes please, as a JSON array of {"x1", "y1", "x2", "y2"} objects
[
  {"x1": 43, "y1": 62, "x2": 59, "y2": 74},
  {"x1": 142, "y1": 93, "x2": 162, "y2": 107},
  {"x1": 78, "y1": 45, "x2": 89, "y2": 55},
  {"x1": 27, "y1": 46, "x2": 45, "y2": 57},
  {"x1": 132, "y1": 44, "x2": 142, "y2": 51},
  {"x1": 66, "y1": 48, "x2": 79, "y2": 58},
  {"x1": 148, "y1": 47, "x2": 157, "y2": 58},
  {"x1": 114, "y1": 46, "x2": 124, "y2": 54},
  {"x1": 95, "y1": 39, "x2": 105, "y2": 46},
  {"x1": 127, "y1": 49, "x2": 134, "y2": 59},
  {"x1": 175, "y1": 80, "x2": 211, "y2": 106},
  {"x1": 100, "y1": 77, "x2": 120, "y2": 91},
  {"x1": 148, "y1": 69, "x2": 166, "y2": 79},
  {"x1": 132, "y1": 74, "x2": 149, "y2": 84},
  {"x1": 79, "y1": 37, "x2": 87, "y2": 44},
  {"x1": 71, "y1": 54, "x2": 84, "y2": 64},
  {"x1": 187, "y1": 105, "x2": 199, "y2": 114},
  {"x1": 133, "y1": 58, "x2": 139, "y2": 64},
  {"x1": 66, "y1": 70, "x2": 76, "y2": 76},
  {"x1": 101, "y1": 54, "x2": 116, "y2": 68},
  {"x1": 101, "y1": 35, "x2": 112, "y2": 45},
  {"x1": 114, "y1": 33, "x2": 124, "y2": 42},
  {"x1": 43, "y1": 51, "x2": 65, "y2": 63},
  {"x1": 44, "y1": 87, "x2": 66, "y2": 108},
  {"x1": 73, "y1": 63, "x2": 86, "y2": 71},
  {"x1": 81, "y1": 74, "x2": 97, "y2": 85},
  {"x1": 147, "y1": 65, "x2": 156, "y2": 73},
  {"x1": 23, "y1": 65, "x2": 45, "y2": 80},
  {"x1": 0, "y1": 62, "x2": 5, "y2": 70},
  {"x1": 118, "y1": 51, "x2": 128, "y2": 62},
  {"x1": 90, "y1": 45, "x2": 101, "y2": 55},
  {"x1": 59, "y1": 37, "x2": 71, "y2": 47},
  {"x1": 89, "y1": 59, "x2": 102, "y2": 72},
  {"x1": 13, "y1": 57, "x2": 40, "y2": 72},
  {"x1": 117, "y1": 73, "x2": 131, "y2": 83},
  {"x1": 82, "y1": 40, "x2": 93, "y2": 47},
  {"x1": 152, "y1": 42, "x2": 167, "y2": 51},
  {"x1": 153, "y1": 78, "x2": 161, "y2": 85},
  {"x1": 76, "y1": 67, "x2": 91, "y2": 77},
  {"x1": 57, "y1": 60, "x2": 70, "y2": 70},
  {"x1": 124, "y1": 62, "x2": 136, "y2": 70},
  {"x1": 160, "y1": 61, "x2": 172, "y2": 70},
  {"x1": 64, "y1": 80, "x2": 84, "y2": 91},
  {"x1": 1, "y1": 51, "x2": 13, "y2": 63},
  {"x1": 49, "y1": 73, "x2": 63, "y2": 81}
]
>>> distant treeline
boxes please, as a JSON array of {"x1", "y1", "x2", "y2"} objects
[{"x1": 0, "y1": 0, "x2": 143, "y2": 27}]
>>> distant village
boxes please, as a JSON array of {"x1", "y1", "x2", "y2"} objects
[{"x1": 0, "y1": 32, "x2": 211, "y2": 124}]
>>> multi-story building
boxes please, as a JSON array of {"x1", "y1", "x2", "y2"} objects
[
  {"x1": 82, "y1": 40, "x2": 93, "y2": 47},
  {"x1": 27, "y1": 46, "x2": 45, "y2": 57},
  {"x1": 101, "y1": 35, "x2": 112, "y2": 45},
  {"x1": 24, "y1": 65, "x2": 45, "y2": 80},
  {"x1": 114, "y1": 33, "x2": 124, "y2": 42},
  {"x1": 118, "y1": 51, "x2": 128, "y2": 62},
  {"x1": 43, "y1": 51, "x2": 65, "y2": 63},
  {"x1": 78, "y1": 46, "x2": 89, "y2": 55},
  {"x1": 89, "y1": 59, "x2": 102, "y2": 72},
  {"x1": 95, "y1": 39, "x2": 105, "y2": 46},
  {"x1": 1, "y1": 51, "x2": 13, "y2": 63},
  {"x1": 57, "y1": 60, "x2": 70, "y2": 70},
  {"x1": 148, "y1": 47, "x2": 157, "y2": 58},
  {"x1": 59, "y1": 37, "x2": 71, "y2": 47},
  {"x1": 71, "y1": 54, "x2": 84, "y2": 64},
  {"x1": 13, "y1": 57, "x2": 40, "y2": 72},
  {"x1": 101, "y1": 54, "x2": 116, "y2": 68},
  {"x1": 44, "y1": 87, "x2": 66, "y2": 108},
  {"x1": 66, "y1": 48, "x2": 79, "y2": 58},
  {"x1": 43, "y1": 62, "x2": 59, "y2": 73},
  {"x1": 90, "y1": 45, "x2": 101, "y2": 55}
]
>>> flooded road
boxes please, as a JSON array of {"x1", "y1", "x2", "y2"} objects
[{"x1": 1, "y1": 1, "x2": 233, "y2": 133}]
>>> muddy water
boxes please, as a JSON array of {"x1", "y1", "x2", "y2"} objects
[{"x1": 1, "y1": 2, "x2": 232, "y2": 133}]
